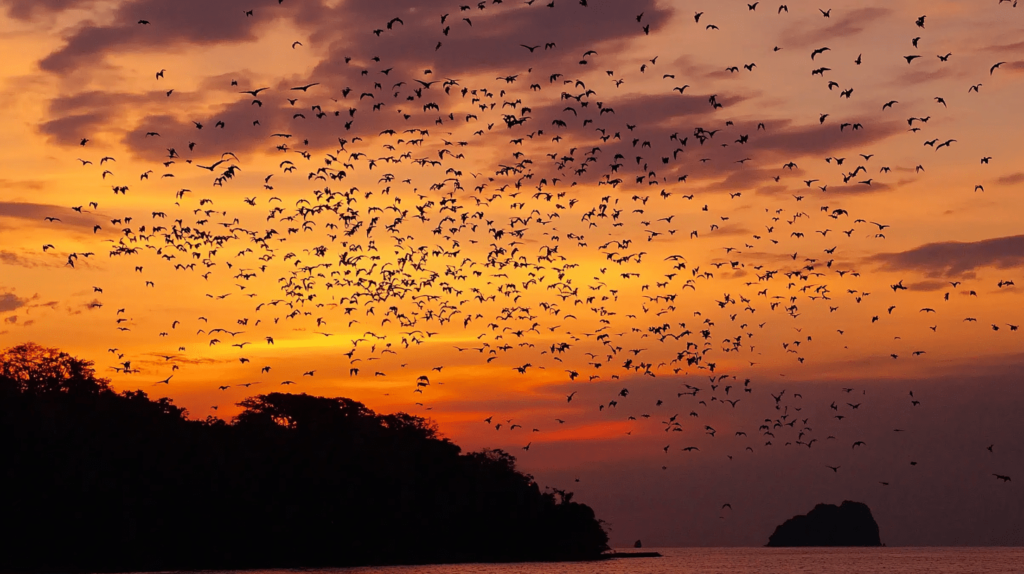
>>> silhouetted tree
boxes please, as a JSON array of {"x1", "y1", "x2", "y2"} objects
[
  {"x1": 0, "y1": 344, "x2": 608, "y2": 572},
  {"x1": 0, "y1": 342, "x2": 108, "y2": 394}
]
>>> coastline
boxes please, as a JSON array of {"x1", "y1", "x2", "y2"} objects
[{"x1": 17, "y1": 548, "x2": 1024, "y2": 574}]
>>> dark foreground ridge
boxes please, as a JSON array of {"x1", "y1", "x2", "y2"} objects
[
  {"x1": 767, "y1": 500, "x2": 882, "y2": 547},
  {"x1": 0, "y1": 344, "x2": 609, "y2": 572}
]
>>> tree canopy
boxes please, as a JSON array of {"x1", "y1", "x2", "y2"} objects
[{"x1": 0, "y1": 344, "x2": 608, "y2": 572}]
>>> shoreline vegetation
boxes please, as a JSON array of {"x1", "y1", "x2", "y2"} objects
[{"x1": 0, "y1": 343, "x2": 609, "y2": 572}]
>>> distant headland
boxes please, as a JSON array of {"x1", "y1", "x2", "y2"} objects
[
  {"x1": 0, "y1": 344, "x2": 609, "y2": 572},
  {"x1": 767, "y1": 500, "x2": 882, "y2": 547}
]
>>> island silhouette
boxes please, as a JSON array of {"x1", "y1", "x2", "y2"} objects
[
  {"x1": 0, "y1": 344, "x2": 609, "y2": 572},
  {"x1": 767, "y1": 500, "x2": 882, "y2": 547}
]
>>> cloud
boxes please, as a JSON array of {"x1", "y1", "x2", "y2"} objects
[
  {"x1": 890, "y1": 65, "x2": 957, "y2": 87},
  {"x1": 525, "y1": 91, "x2": 731, "y2": 143},
  {"x1": 0, "y1": 202, "x2": 103, "y2": 229},
  {"x1": 40, "y1": 91, "x2": 180, "y2": 147},
  {"x1": 119, "y1": 92, "x2": 434, "y2": 161},
  {"x1": 872, "y1": 235, "x2": 1024, "y2": 277},
  {"x1": 707, "y1": 168, "x2": 779, "y2": 192},
  {"x1": 996, "y1": 172, "x2": 1024, "y2": 186},
  {"x1": 986, "y1": 40, "x2": 1024, "y2": 54},
  {"x1": 669, "y1": 118, "x2": 904, "y2": 191},
  {"x1": 743, "y1": 119, "x2": 904, "y2": 160},
  {"x1": 0, "y1": 251, "x2": 39, "y2": 268},
  {"x1": 116, "y1": 81, "x2": 727, "y2": 169},
  {"x1": 304, "y1": 0, "x2": 672, "y2": 80},
  {"x1": 812, "y1": 181, "x2": 893, "y2": 194},
  {"x1": 906, "y1": 280, "x2": 947, "y2": 292},
  {"x1": 35, "y1": 0, "x2": 671, "y2": 79},
  {"x1": 0, "y1": 179, "x2": 46, "y2": 191},
  {"x1": 39, "y1": 112, "x2": 111, "y2": 146},
  {"x1": 49, "y1": 90, "x2": 187, "y2": 116},
  {"x1": 0, "y1": 250, "x2": 66, "y2": 269},
  {"x1": 83, "y1": 299, "x2": 103, "y2": 310},
  {"x1": 1, "y1": 0, "x2": 97, "y2": 20},
  {"x1": 779, "y1": 7, "x2": 892, "y2": 49},
  {"x1": 37, "y1": 0, "x2": 291, "y2": 73},
  {"x1": 0, "y1": 292, "x2": 27, "y2": 313},
  {"x1": 0, "y1": 291, "x2": 43, "y2": 318},
  {"x1": 140, "y1": 353, "x2": 235, "y2": 366},
  {"x1": 43, "y1": 89, "x2": 241, "y2": 151},
  {"x1": 27, "y1": 298, "x2": 60, "y2": 311},
  {"x1": 751, "y1": 178, "x2": 893, "y2": 196}
]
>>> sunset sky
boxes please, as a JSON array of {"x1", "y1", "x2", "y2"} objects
[{"x1": 1, "y1": 0, "x2": 1022, "y2": 546}]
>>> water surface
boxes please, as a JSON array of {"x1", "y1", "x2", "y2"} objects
[{"x1": 197, "y1": 547, "x2": 1024, "y2": 574}]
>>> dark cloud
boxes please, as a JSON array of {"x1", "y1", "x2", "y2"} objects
[
  {"x1": 528, "y1": 91, "x2": 732, "y2": 141},
  {"x1": 705, "y1": 167, "x2": 778, "y2": 192},
  {"x1": 40, "y1": 92, "x2": 144, "y2": 146},
  {"x1": 743, "y1": 119, "x2": 903, "y2": 160},
  {"x1": 780, "y1": 7, "x2": 891, "y2": 49},
  {"x1": 304, "y1": 0, "x2": 671, "y2": 81},
  {"x1": 42, "y1": 89, "x2": 212, "y2": 147},
  {"x1": 48, "y1": 90, "x2": 197, "y2": 115},
  {"x1": 0, "y1": 250, "x2": 79, "y2": 269},
  {"x1": 82, "y1": 299, "x2": 103, "y2": 310},
  {"x1": 0, "y1": 292, "x2": 48, "y2": 317},
  {"x1": 872, "y1": 235, "x2": 1024, "y2": 277},
  {"x1": 120, "y1": 90, "x2": 441, "y2": 162},
  {"x1": 0, "y1": 251, "x2": 43, "y2": 268},
  {"x1": 748, "y1": 176, "x2": 893, "y2": 196},
  {"x1": 140, "y1": 354, "x2": 232, "y2": 366},
  {"x1": 813, "y1": 181, "x2": 893, "y2": 194},
  {"x1": 986, "y1": 40, "x2": 1024, "y2": 54},
  {"x1": 38, "y1": 0, "x2": 295, "y2": 73},
  {"x1": 39, "y1": 112, "x2": 111, "y2": 146},
  {"x1": 1, "y1": 0, "x2": 96, "y2": 20},
  {"x1": 890, "y1": 65, "x2": 957, "y2": 87},
  {"x1": 0, "y1": 202, "x2": 103, "y2": 229},
  {"x1": 28, "y1": 299, "x2": 61, "y2": 311},
  {"x1": 0, "y1": 292, "x2": 27, "y2": 313},
  {"x1": 0, "y1": 178, "x2": 46, "y2": 191},
  {"x1": 996, "y1": 172, "x2": 1024, "y2": 186},
  {"x1": 906, "y1": 280, "x2": 947, "y2": 292},
  {"x1": 678, "y1": 118, "x2": 904, "y2": 191},
  {"x1": 118, "y1": 79, "x2": 725, "y2": 176},
  {"x1": 35, "y1": 0, "x2": 670, "y2": 86},
  {"x1": 197, "y1": 72, "x2": 259, "y2": 92},
  {"x1": 33, "y1": 0, "x2": 696, "y2": 177},
  {"x1": 122, "y1": 108, "x2": 273, "y2": 162}
]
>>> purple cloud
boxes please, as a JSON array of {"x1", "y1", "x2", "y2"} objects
[{"x1": 872, "y1": 235, "x2": 1024, "y2": 277}]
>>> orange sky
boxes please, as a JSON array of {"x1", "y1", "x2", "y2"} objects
[{"x1": 1, "y1": 0, "x2": 1022, "y2": 546}]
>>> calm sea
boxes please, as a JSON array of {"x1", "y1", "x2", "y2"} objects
[{"x1": 202, "y1": 547, "x2": 1024, "y2": 574}]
